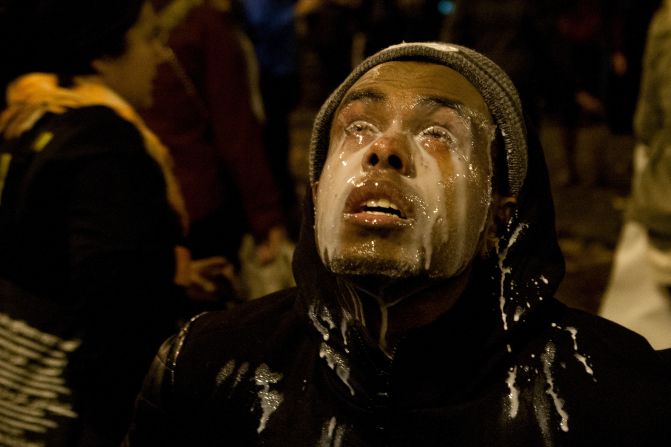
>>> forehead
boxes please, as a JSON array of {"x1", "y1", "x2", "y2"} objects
[{"x1": 339, "y1": 61, "x2": 492, "y2": 121}]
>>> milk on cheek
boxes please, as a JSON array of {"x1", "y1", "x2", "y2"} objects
[
  {"x1": 314, "y1": 135, "x2": 370, "y2": 268},
  {"x1": 314, "y1": 124, "x2": 493, "y2": 278},
  {"x1": 420, "y1": 123, "x2": 494, "y2": 278}
]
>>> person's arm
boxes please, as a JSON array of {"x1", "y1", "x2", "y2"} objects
[{"x1": 199, "y1": 9, "x2": 286, "y2": 241}]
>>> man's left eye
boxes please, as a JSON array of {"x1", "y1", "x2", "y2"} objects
[{"x1": 419, "y1": 126, "x2": 454, "y2": 143}]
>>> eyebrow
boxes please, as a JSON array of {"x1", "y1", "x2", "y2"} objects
[
  {"x1": 340, "y1": 88, "x2": 386, "y2": 108},
  {"x1": 418, "y1": 96, "x2": 491, "y2": 126},
  {"x1": 342, "y1": 90, "x2": 464, "y2": 112},
  {"x1": 417, "y1": 96, "x2": 463, "y2": 111},
  {"x1": 339, "y1": 89, "x2": 484, "y2": 124},
  {"x1": 418, "y1": 96, "x2": 469, "y2": 118}
]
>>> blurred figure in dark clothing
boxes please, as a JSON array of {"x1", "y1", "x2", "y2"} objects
[
  {"x1": 143, "y1": 0, "x2": 289, "y2": 310},
  {"x1": 239, "y1": 0, "x2": 320, "y2": 237},
  {"x1": 443, "y1": 0, "x2": 559, "y2": 128},
  {"x1": 0, "y1": 1, "x2": 186, "y2": 444},
  {"x1": 360, "y1": 0, "x2": 445, "y2": 57},
  {"x1": 603, "y1": 0, "x2": 661, "y2": 135},
  {"x1": 446, "y1": 0, "x2": 629, "y2": 185},
  {"x1": 551, "y1": 0, "x2": 609, "y2": 184},
  {"x1": 303, "y1": 0, "x2": 362, "y2": 104},
  {"x1": 550, "y1": 0, "x2": 658, "y2": 183}
]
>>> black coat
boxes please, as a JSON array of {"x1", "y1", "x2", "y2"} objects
[{"x1": 0, "y1": 106, "x2": 183, "y2": 446}]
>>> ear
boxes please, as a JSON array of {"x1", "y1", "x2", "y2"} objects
[
  {"x1": 481, "y1": 194, "x2": 517, "y2": 255},
  {"x1": 494, "y1": 194, "x2": 517, "y2": 225}
]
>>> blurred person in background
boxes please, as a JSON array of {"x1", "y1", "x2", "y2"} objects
[
  {"x1": 442, "y1": 0, "x2": 557, "y2": 128},
  {"x1": 600, "y1": 0, "x2": 671, "y2": 349},
  {"x1": 302, "y1": 0, "x2": 362, "y2": 104},
  {"x1": 0, "y1": 0, "x2": 220, "y2": 444},
  {"x1": 360, "y1": 0, "x2": 444, "y2": 57},
  {"x1": 238, "y1": 0, "x2": 321, "y2": 237},
  {"x1": 604, "y1": 0, "x2": 661, "y2": 136},
  {"x1": 143, "y1": 0, "x2": 289, "y2": 308}
]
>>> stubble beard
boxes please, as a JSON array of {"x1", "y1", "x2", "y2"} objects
[{"x1": 325, "y1": 250, "x2": 423, "y2": 279}]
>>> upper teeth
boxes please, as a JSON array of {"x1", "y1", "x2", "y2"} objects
[{"x1": 365, "y1": 199, "x2": 399, "y2": 210}]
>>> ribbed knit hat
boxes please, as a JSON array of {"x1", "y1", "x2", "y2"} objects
[{"x1": 308, "y1": 42, "x2": 528, "y2": 196}]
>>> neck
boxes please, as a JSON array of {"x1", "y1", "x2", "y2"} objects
[{"x1": 338, "y1": 267, "x2": 472, "y2": 357}]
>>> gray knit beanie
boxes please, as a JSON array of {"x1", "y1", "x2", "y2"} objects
[{"x1": 309, "y1": 42, "x2": 528, "y2": 196}]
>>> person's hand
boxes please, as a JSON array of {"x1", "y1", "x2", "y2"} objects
[
  {"x1": 189, "y1": 256, "x2": 236, "y2": 293},
  {"x1": 255, "y1": 226, "x2": 289, "y2": 266},
  {"x1": 575, "y1": 90, "x2": 603, "y2": 116},
  {"x1": 175, "y1": 246, "x2": 240, "y2": 301},
  {"x1": 611, "y1": 51, "x2": 628, "y2": 76}
]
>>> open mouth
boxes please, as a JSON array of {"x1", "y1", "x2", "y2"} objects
[
  {"x1": 358, "y1": 198, "x2": 406, "y2": 218},
  {"x1": 343, "y1": 179, "x2": 415, "y2": 225}
]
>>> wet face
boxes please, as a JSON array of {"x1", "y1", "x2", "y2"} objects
[
  {"x1": 314, "y1": 61, "x2": 497, "y2": 279},
  {"x1": 92, "y1": 2, "x2": 165, "y2": 109}
]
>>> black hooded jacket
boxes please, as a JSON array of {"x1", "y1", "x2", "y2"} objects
[{"x1": 124, "y1": 107, "x2": 671, "y2": 445}]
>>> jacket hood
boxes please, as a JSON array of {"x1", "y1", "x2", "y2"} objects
[{"x1": 292, "y1": 42, "x2": 565, "y2": 354}]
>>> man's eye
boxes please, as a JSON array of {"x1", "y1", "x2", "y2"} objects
[
  {"x1": 419, "y1": 126, "x2": 454, "y2": 143},
  {"x1": 345, "y1": 121, "x2": 378, "y2": 135}
]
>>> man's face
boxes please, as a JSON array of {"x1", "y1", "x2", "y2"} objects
[{"x1": 314, "y1": 61, "x2": 497, "y2": 279}]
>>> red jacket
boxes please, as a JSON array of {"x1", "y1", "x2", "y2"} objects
[{"x1": 143, "y1": 3, "x2": 283, "y2": 239}]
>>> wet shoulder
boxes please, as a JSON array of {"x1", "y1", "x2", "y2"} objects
[
  {"x1": 555, "y1": 304, "x2": 667, "y2": 369},
  {"x1": 504, "y1": 301, "x2": 671, "y2": 445}
]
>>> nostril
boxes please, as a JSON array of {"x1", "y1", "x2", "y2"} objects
[
  {"x1": 388, "y1": 154, "x2": 403, "y2": 170},
  {"x1": 369, "y1": 153, "x2": 379, "y2": 166}
]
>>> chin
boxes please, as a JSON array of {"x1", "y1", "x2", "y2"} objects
[{"x1": 324, "y1": 252, "x2": 423, "y2": 278}]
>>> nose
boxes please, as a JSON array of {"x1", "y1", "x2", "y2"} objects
[{"x1": 362, "y1": 133, "x2": 414, "y2": 176}]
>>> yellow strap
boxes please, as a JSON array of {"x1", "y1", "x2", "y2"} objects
[
  {"x1": 0, "y1": 153, "x2": 12, "y2": 205},
  {"x1": 32, "y1": 131, "x2": 53, "y2": 152}
]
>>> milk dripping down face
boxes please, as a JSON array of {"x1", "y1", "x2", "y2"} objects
[{"x1": 314, "y1": 61, "x2": 497, "y2": 279}]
